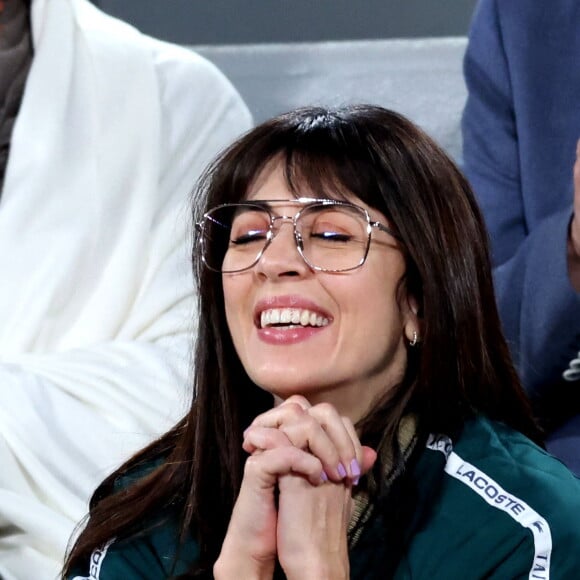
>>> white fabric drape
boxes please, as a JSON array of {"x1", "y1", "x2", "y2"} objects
[{"x1": 0, "y1": 0, "x2": 252, "y2": 577}]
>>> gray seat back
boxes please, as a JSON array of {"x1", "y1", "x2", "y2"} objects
[{"x1": 194, "y1": 37, "x2": 467, "y2": 162}]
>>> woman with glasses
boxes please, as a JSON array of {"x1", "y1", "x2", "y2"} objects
[{"x1": 63, "y1": 105, "x2": 580, "y2": 579}]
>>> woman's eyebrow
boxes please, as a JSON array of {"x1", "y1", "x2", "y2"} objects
[{"x1": 244, "y1": 199, "x2": 306, "y2": 212}]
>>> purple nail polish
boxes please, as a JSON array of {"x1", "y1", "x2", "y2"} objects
[
  {"x1": 353, "y1": 476, "x2": 360, "y2": 486},
  {"x1": 337, "y1": 463, "x2": 347, "y2": 478},
  {"x1": 350, "y1": 458, "x2": 361, "y2": 478},
  {"x1": 321, "y1": 471, "x2": 329, "y2": 482}
]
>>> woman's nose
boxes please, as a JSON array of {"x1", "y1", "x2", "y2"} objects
[{"x1": 255, "y1": 219, "x2": 309, "y2": 278}]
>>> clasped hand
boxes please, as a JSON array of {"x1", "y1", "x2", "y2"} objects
[{"x1": 214, "y1": 395, "x2": 377, "y2": 580}]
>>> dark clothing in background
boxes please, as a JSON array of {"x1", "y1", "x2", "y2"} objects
[
  {"x1": 0, "y1": 0, "x2": 33, "y2": 194},
  {"x1": 462, "y1": 0, "x2": 580, "y2": 474}
]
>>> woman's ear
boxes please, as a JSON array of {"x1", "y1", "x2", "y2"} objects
[{"x1": 404, "y1": 295, "x2": 422, "y2": 345}]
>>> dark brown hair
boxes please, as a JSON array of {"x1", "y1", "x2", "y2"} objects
[{"x1": 63, "y1": 105, "x2": 540, "y2": 577}]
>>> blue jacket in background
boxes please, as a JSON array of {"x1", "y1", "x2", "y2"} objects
[{"x1": 462, "y1": 0, "x2": 580, "y2": 473}]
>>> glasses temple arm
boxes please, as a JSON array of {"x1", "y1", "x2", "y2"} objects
[{"x1": 372, "y1": 221, "x2": 401, "y2": 240}]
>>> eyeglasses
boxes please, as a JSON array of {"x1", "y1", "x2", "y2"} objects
[{"x1": 196, "y1": 197, "x2": 399, "y2": 274}]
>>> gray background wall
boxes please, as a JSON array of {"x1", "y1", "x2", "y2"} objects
[{"x1": 92, "y1": 1, "x2": 478, "y2": 45}]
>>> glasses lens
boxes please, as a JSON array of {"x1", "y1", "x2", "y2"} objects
[
  {"x1": 201, "y1": 204, "x2": 271, "y2": 272},
  {"x1": 298, "y1": 204, "x2": 370, "y2": 271}
]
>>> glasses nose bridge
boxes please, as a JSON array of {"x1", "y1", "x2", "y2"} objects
[
  {"x1": 263, "y1": 212, "x2": 306, "y2": 264},
  {"x1": 270, "y1": 213, "x2": 299, "y2": 240}
]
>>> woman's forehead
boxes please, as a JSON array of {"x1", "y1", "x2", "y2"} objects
[
  {"x1": 244, "y1": 157, "x2": 354, "y2": 203},
  {"x1": 244, "y1": 159, "x2": 291, "y2": 200},
  {"x1": 241, "y1": 160, "x2": 388, "y2": 225}
]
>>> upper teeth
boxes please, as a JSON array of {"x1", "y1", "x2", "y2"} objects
[{"x1": 260, "y1": 308, "x2": 330, "y2": 328}]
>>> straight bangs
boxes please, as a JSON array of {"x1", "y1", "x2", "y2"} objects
[
  {"x1": 195, "y1": 107, "x2": 400, "y2": 220},
  {"x1": 283, "y1": 146, "x2": 394, "y2": 216}
]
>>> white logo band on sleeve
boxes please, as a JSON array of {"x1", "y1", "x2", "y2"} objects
[
  {"x1": 71, "y1": 538, "x2": 115, "y2": 580},
  {"x1": 427, "y1": 435, "x2": 552, "y2": 580}
]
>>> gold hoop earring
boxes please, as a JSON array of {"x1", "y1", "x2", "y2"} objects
[{"x1": 409, "y1": 330, "x2": 419, "y2": 347}]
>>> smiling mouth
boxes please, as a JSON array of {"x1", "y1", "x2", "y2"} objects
[{"x1": 259, "y1": 308, "x2": 330, "y2": 329}]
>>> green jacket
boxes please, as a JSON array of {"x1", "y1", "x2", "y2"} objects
[{"x1": 68, "y1": 416, "x2": 580, "y2": 579}]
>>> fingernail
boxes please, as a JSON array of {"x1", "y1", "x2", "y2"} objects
[
  {"x1": 350, "y1": 458, "x2": 361, "y2": 478},
  {"x1": 337, "y1": 463, "x2": 347, "y2": 478},
  {"x1": 353, "y1": 476, "x2": 360, "y2": 486},
  {"x1": 321, "y1": 471, "x2": 329, "y2": 482}
]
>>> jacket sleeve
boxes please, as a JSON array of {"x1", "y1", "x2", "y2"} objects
[
  {"x1": 67, "y1": 539, "x2": 166, "y2": 580},
  {"x1": 67, "y1": 531, "x2": 198, "y2": 580},
  {"x1": 0, "y1": 45, "x2": 252, "y2": 578},
  {"x1": 485, "y1": 535, "x2": 539, "y2": 580},
  {"x1": 461, "y1": 0, "x2": 580, "y2": 398}
]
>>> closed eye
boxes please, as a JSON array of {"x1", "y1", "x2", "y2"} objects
[
  {"x1": 231, "y1": 230, "x2": 268, "y2": 245},
  {"x1": 310, "y1": 231, "x2": 352, "y2": 242}
]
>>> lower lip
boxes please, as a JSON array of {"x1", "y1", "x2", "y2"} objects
[{"x1": 257, "y1": 326, "x2": 327, "y2": 345}]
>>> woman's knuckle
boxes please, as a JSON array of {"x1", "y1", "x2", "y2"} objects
[
  {"x1": 313, "y1": 402, "x2": 336, "y2": 421},
  {"x1": 284, "y1": 394, "x2": 310, "y2": 408},
  {"x1": 244, "y1": 455, "x2": 261, "y2": 475},
  {"x1": 280, "y1": 402, "x2": 305, "y2": 420}
]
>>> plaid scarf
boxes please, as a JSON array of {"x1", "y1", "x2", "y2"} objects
[{"x1": 348, "y1": 414, "x2": 419, "y2": 547}]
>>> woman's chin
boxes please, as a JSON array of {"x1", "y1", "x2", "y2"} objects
[{"x1": 254, "y1": 376, "x2": 322, "y2": 401}]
